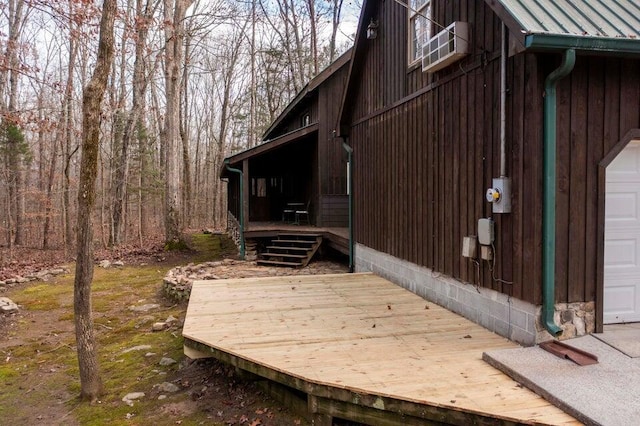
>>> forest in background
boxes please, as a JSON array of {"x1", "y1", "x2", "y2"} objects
[{"x1": 0, "y1": 0, "x2": 358, "y2": 255}]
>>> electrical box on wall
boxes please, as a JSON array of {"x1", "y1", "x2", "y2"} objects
[
  {"x1": 462, "y1": 236, "x2": 477, "y2": 258},
  {"x1": 486, "y1": 177, "x2": 511, "y2": 213},
  {"x1": 480, "y1": 245, "x2": 493, "y2": 261},
  {"x1": 478, "y1": 218, "x2": 494, "y2": 246}
]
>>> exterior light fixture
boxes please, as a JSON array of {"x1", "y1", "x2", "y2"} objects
[{"x1": 367, "y1": 19, "x2": 378, "y2": 39}]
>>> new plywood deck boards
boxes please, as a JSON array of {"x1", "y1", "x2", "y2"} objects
[{"x1": 183, "y1": 272, "x2": 578, "y2": 425}]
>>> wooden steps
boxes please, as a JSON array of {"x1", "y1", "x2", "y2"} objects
[{"x1": 257, "y1": 233, "x2": 322, "y2": 268}]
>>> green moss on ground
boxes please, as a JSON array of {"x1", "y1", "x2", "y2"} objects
[
  {"x1": 188, "y1": 232, "x2": 237, "y2": 263},
  {"x1": 0, "y1": 234, "x2": 239, "y2": 425}
]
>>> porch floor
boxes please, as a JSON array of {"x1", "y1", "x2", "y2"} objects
[
  {"x1": 182, "y1": 273, "x2": 578, "y2": 425},
  {"x1": 245, "y1": 222, "x2": 348, "y2": 255}
]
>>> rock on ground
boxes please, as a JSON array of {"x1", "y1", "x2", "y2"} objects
[
  {"x1": 152, "y1": 322, "x2": 168, "y2": 331},
  {"x1": 159, "y1": 357, "x2": 177, "y2": 366},
  {"x1": 163, "y1": 259, "x2": 349, "y2": 303},
  {"x1": 129, "y1": 303, "x2": 160, "y2": 312},
  {"x1": 0, "y1": 297, "x2": 19, "y2": 314},
  {"x1": 122, "y1": 392, "x2": 145, "y2": 406},
  {"x1": 121, "y1": 345, "x2": 152, "y2": 354},
  {"x1": 155, "y1": 382, "x2": 180, "y2": 393}
]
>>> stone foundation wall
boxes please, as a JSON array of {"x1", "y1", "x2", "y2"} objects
[
  {"x1": 355, "y1": 243, "x2": 595, "y2": 346},
  {"x1": 225, "y1": 213, "x2": 258, "y2": 260},
  {"x1": 535, "y1": 301, "x2": 596, "y2": 342},
  {"x1": 244, "y1": 240, "x2": 258, "y2": 261},
  {"x1": 227, "y1": 213, "x2": 241, "y2": 252}
]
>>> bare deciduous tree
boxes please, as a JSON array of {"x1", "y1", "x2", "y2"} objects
[
  {"x1": 74, "y1": 0, "x2": 117, "y2": 401},
  {"x1": 162, "y1": 0, "x2": 193, "y2": 244},
  {"x1": 0, "y1": 0, "x2": 358, "y2": 253}
]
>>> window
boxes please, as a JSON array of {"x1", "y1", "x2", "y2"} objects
[
  {"x1": 301, "y1": 112, "x2": 311, "y2": 127},
  {"x1": 409, "y1": 0, "x2": 431, "y2": 64},
  {"x1": 251, "y1": 178, "x2": 267, "y2": 197}
]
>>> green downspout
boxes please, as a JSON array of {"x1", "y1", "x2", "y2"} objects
[
  {"x1": 542, "y1": 49, "x2": 575, "y2": 336},
  {"x1": 341, "y1": 140, "x2": 354, "y2": 273},
  {"x1": 224, "y1": 161, "x2": 245, "y2": 259}
]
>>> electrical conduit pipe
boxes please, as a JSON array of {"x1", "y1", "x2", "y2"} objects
[
  {"x1": 341, "y1": 140, "x2": 354, "y2": 273},
  {"x1": 542, "y1": 49, "x2": 575, "y2": 336}
]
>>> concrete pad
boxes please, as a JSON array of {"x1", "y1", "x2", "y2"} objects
[
  {"x1": 483, "y1": 335, "x2": 640, "y2": 426},
  {"x1": 593, "y1": 323, "x2": 640, "y2": 358}
]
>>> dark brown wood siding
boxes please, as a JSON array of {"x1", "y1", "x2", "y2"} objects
[
  {"x1": 251, "y1": 62, "x2": 350, "y2": 227},
  {"x1": 317, "y1": 65, "x2": 349, "y2": 197},
  {"x1": 347, "y1": 0, "x2": 640, "y2": 305},
  {"x1": 320, "y1": 195, "x2": 348, "y2": 227},
  {"x1": 553, "y1": 56, "x2": 640, "y2": 305},
  {"x1": 269, "y1": 96, "x2": 318, "y2": 137}
]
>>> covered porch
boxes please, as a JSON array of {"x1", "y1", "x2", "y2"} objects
[
  {"x1": 222, "y1": 123, "x2": 351, "y2": 264},
  {"x1": 183, "y1": 273, "x2": 578, "y2": 425},
  {"x1": 223, "y1": 122, "x2": 349, "y2": 227},
  {"x1": 224, "y1": 124, "x2": 329, "y2": 227}
]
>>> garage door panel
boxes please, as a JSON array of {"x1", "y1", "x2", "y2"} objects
[
  {"x1": 604, "y1": 280, "x2": 640, "y2": 324},
  {"x1": 608, "y1": 143, "x2": 640, "y2": 179},
  {"x1": 604, "y1": 237, "x2": 638, "y2": 270},
  {"x1": 605, "y1": 139, "x2": 640, "y2": 324},
  {"x1": 604, "y1": 190, "x2": 638, "y2": 227}
]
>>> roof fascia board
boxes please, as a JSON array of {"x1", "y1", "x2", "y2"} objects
[
  {"x1": 483, "y1": 0, "x2": 528, "y2": 47},
  {"x1": 224, "y1": 123, "x2": 319, "y2": 166},
  {"x1": 263, "y1": 50, "x2": 351, "y2": 140},
  {"x1": 262, "y1": 83, "x2": 311, "y2": 140},
  {"x1": 307, "y1": 49, "x2": 351, "y2": 92},
  {"x1": 337, "y1": 0, "x2": 378, "y2": 137},
  {"x1": 525, "y1": 34, "x2": 640, "y2": 55}
]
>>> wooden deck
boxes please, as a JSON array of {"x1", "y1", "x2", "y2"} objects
[{"x1": 183, "y1": 273, "x2": 578, "y2": 425}]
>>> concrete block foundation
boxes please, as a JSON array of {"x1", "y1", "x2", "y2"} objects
[{"x1": 355, "y1": 244, "x2": 594, "y2": 346}]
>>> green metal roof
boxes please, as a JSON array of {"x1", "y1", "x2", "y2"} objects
[{"x1": 492, "y1": 0, "x2": 640, "y2": 53}]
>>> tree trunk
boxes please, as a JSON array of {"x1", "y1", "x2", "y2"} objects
[
  {"x1": 249, "y1": 0, "x2": 257, "y2": 148},
  {"x1": 43, "y1": 129, "x2": 60, "y2": 250},
  {"x1": 329, "y1": 0, "x2": 344, "y2": 62},
  {"x1": 111, "y1": 0, "x2": 138, "y2": 246},
  {"x1": 180, "y1": 31, "x2": 192, "y2": 228},
  {"x1": 1, "y1": 0, "x2": 26, "y2": 246},
  {"x1": 162, "y1": 0, "x2": 192, "y2": 243},
  {"x1": 63, "y1": 25, "x2": 79, "y2": 252},
  {"x1": 306, "y1": 0, "x2": 318, "y2": 76},
  {"x1": 74, "y1": 0, "x2": 116, "y2": 401}
]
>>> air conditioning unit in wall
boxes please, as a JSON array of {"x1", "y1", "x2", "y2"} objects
[{"x1": 422, "y1": 21, "x2": 469, "y2": 73}]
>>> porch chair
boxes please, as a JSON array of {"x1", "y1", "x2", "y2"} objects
[
  {"x1": 295, "y1": 201, "x2": 311, "y2": 225},
  {"x1": 282, "y1": 205, "x2": 296, "y2": 223}
]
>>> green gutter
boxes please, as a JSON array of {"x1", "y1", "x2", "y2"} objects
[
  {"x1": 341, "y1": 140, "x2": 354, "y2": 273},
  {"x1": 542, "y1": 49, "x2": 575, "y2": 337},
  {"x1": 526, "y1": 34, "x2": 640, "y2": 55},
  {"x1": 224, "y1": 161, "x2": 245, "y2": 260}
]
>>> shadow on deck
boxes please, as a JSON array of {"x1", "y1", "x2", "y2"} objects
[{"x1": 182, "y1": 273, "x2": 577, "y2": 425}]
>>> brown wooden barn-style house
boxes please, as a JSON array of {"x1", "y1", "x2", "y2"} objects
[
  {"x1": 222, "y1": 0, "x2": 640, "y2": 346},
  {"x1": 221, "y1": 51, "x2": 352, "y2": 268},
  {"x1": 335, "y1": 0, "x2": 640, "y2": 345},
  {"x1": 200, "y1": 2, "x2": 640, "y2": 421}
]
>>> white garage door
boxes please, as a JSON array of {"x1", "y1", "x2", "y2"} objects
[{"x1": 604, "y1": 139, "x2": 640, "y2": 324}]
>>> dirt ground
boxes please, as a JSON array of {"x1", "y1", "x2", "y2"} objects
[{"x1": 0, "y1": 234, "x2": 339, "y2": 425}]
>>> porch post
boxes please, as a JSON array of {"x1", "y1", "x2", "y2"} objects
[{"x1": 242, "y1": 159, "x2": 250, "y2": 231}]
